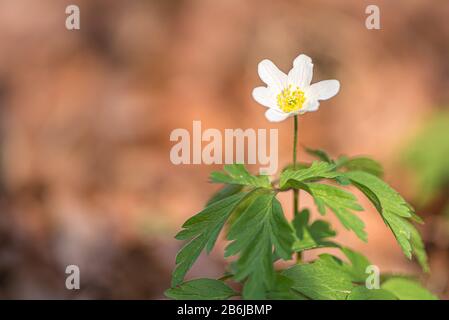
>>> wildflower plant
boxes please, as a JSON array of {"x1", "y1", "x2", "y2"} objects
[{"x1": 166, "y1": 54, "x2": 437, "y2": 300}]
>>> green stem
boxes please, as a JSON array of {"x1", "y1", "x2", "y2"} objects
[
  {"x1": 293, "y1": 115, "x2": 302, "y2": 263},
  {"x1": 293, "y1": 115, "x2": 299, "y2": 217}
]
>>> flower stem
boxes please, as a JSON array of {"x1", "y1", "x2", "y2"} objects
[
  {"x1": 293, "y1": 115, "x2": 299, "y2": 217},
  {"x1": 293, "y1": 115, "x2": 302, "y2": 263}
]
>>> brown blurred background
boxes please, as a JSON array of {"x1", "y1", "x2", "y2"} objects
[{"x1": 0, "y1": 0, "x2": 448, "y2": 299}]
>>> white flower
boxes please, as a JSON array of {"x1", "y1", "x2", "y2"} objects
[{"x1": 252, "y1": 54, "x2": 340, "y2": 122}]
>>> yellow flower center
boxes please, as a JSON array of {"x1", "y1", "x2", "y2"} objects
[{"x1": 276, "y1": 85, "x2": 305, "y2": 113}]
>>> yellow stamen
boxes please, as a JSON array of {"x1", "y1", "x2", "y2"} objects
[{"x1": 276, "y1": 85, "x2": 305, "y2": 113}]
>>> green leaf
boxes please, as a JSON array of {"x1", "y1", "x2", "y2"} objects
[
  {"x1": 292, "y1": 209, "x2": 338, "y2": 252},
  {"x1": 346, "y1": 171, "x2": 428, "y2": 271},
  {"x1": 381, "y1": 278, "x2": 438, "y2": 300},
  {"x1": 347, "y1": 286, "x2": 397, "y2": 300},
  {"x1": 336, "y1": 156, "x2": 383, "y2": 177},
  {"x1": 280, "y1": 161, "x2": 340, "y2": 189},
  {"x1": 401, "y1": 112, "x2": 449, "y2": 205},
  {"x1": 315, "y1": 252, "x2": 375, "y2": 284},
  {"x1": 225, "y1": 192, "x2": 295, "y2": 299},
  {"x1": 266, "y1": 274, "x2": 309, "y2": 300},
  {"x1": 210, "y1": 164, "x2": 271, "y2": 188},
  {"x1": 409, "y1": 222, "x2": 429, "y2": 272},
  {"x1": 305, "y1": 183, "x2": 367, "y2": 242},
  {"x1": 340, "y1": 247, "x2": 372, "y2": 283},
  {"x1": 305, "y1": 147, "x2": 334, "y2": 163},
  {"x1": 165, "y1": 278, "x2": 237, "y2": 300},
  {"x1": 172, "y1": 192, "x2": 249, "y2": 286},
  {"x1": 206, "y1": 184, "x2": 244, "y2": 206},
  {"x1": 335, "y1": 175, "x2": 352, "y2": 186},
  {"x1": 282, "y1": 257, "x2": 353, "y2": 300},
  {"x1": 281, "y1": 163, "x2": 310, "y2": 173}
]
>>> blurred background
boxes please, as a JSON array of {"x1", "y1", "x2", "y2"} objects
[{"x1": 0, "y1": 0, "x2": 448, "y2": 299}]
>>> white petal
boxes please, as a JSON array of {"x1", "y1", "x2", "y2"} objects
[
  {"x1": 291, "y1": 54, "x2": 313, "y2": 88},
  {"x1": 301, "y1": 99, "x2": 320, "y2": 113},
  {"x1": 265, "y1": 108, "x2": 289, "y2": 122},
  {"x1": 252, "y1": 86, "x2": 276, "y2": 108},
  {"x1": 307, "y1": 80, "x2": 340, "y2": 101},
  {"x1": 258, "y1": 59, "x2": 287, "y2": 92}
]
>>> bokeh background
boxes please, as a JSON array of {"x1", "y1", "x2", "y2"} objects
[{"x1": 0, "y1": 0, "x2": 448, "y2": 299}]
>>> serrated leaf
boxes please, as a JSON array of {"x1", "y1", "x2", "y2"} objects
[
  {"x1": 225, "y1": 192, "x2": 295, "y2": 299},
  {"x1": 165, "y1": 278, "x2": 237, "y2": 300},
  {"x1": 409, "y1": 222, "x2": 429, "y2": 272},
  {"x1": 346, "y1": 171, "x2": 428, "y2": 271},
  {"x1": 335, "y1": 175, "x2": 351, "y2": 186},
  {"x1": 347, "y1": 286, "x2": 397, "y2": 300},
  {"x1": 172, "y1": 192, "x2": 249, "y2": 286},
  {"x1": 304, "y1": 183, "x2": 367, "y2": 241},
  {"x1": 381, "y1": 278, "x2": 438, "y2": 300},
  {"x1": 292, "y1": 209, "x2": 338, "y2": 252},
  {"x1": 304, "y1": 147, "x2": 334, "y2": 163},
  {"x1": 280, "y1": 161, "x2": 340, "y2": 189},
  {"x1": 317, "y1": 253, "x2": 345, "y2": 268},
  {"x1": 281, "y1": 163, "x2": 310, "y2": 173},
  {"x1": 337, "y1": 156, "x2": 383, "y2": 177},
  {"x1": 346, "y1": 171, "x2": 413, "y2": 218},
  {"x1": 340, "y1": 247, "x2": 372, "y2": 283},
  {"x1": 266, "y1": 274, "x2": 309, "y2": 300},
  {"x1": 210, "y1": 164, "x2": 271, "y2": 188},
  {"x1": 206, "y1": 184, "x2": 244, "y2": 206},
  {"x1": 282, "y1": 258, "x2": 353, "y2": 300}
]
